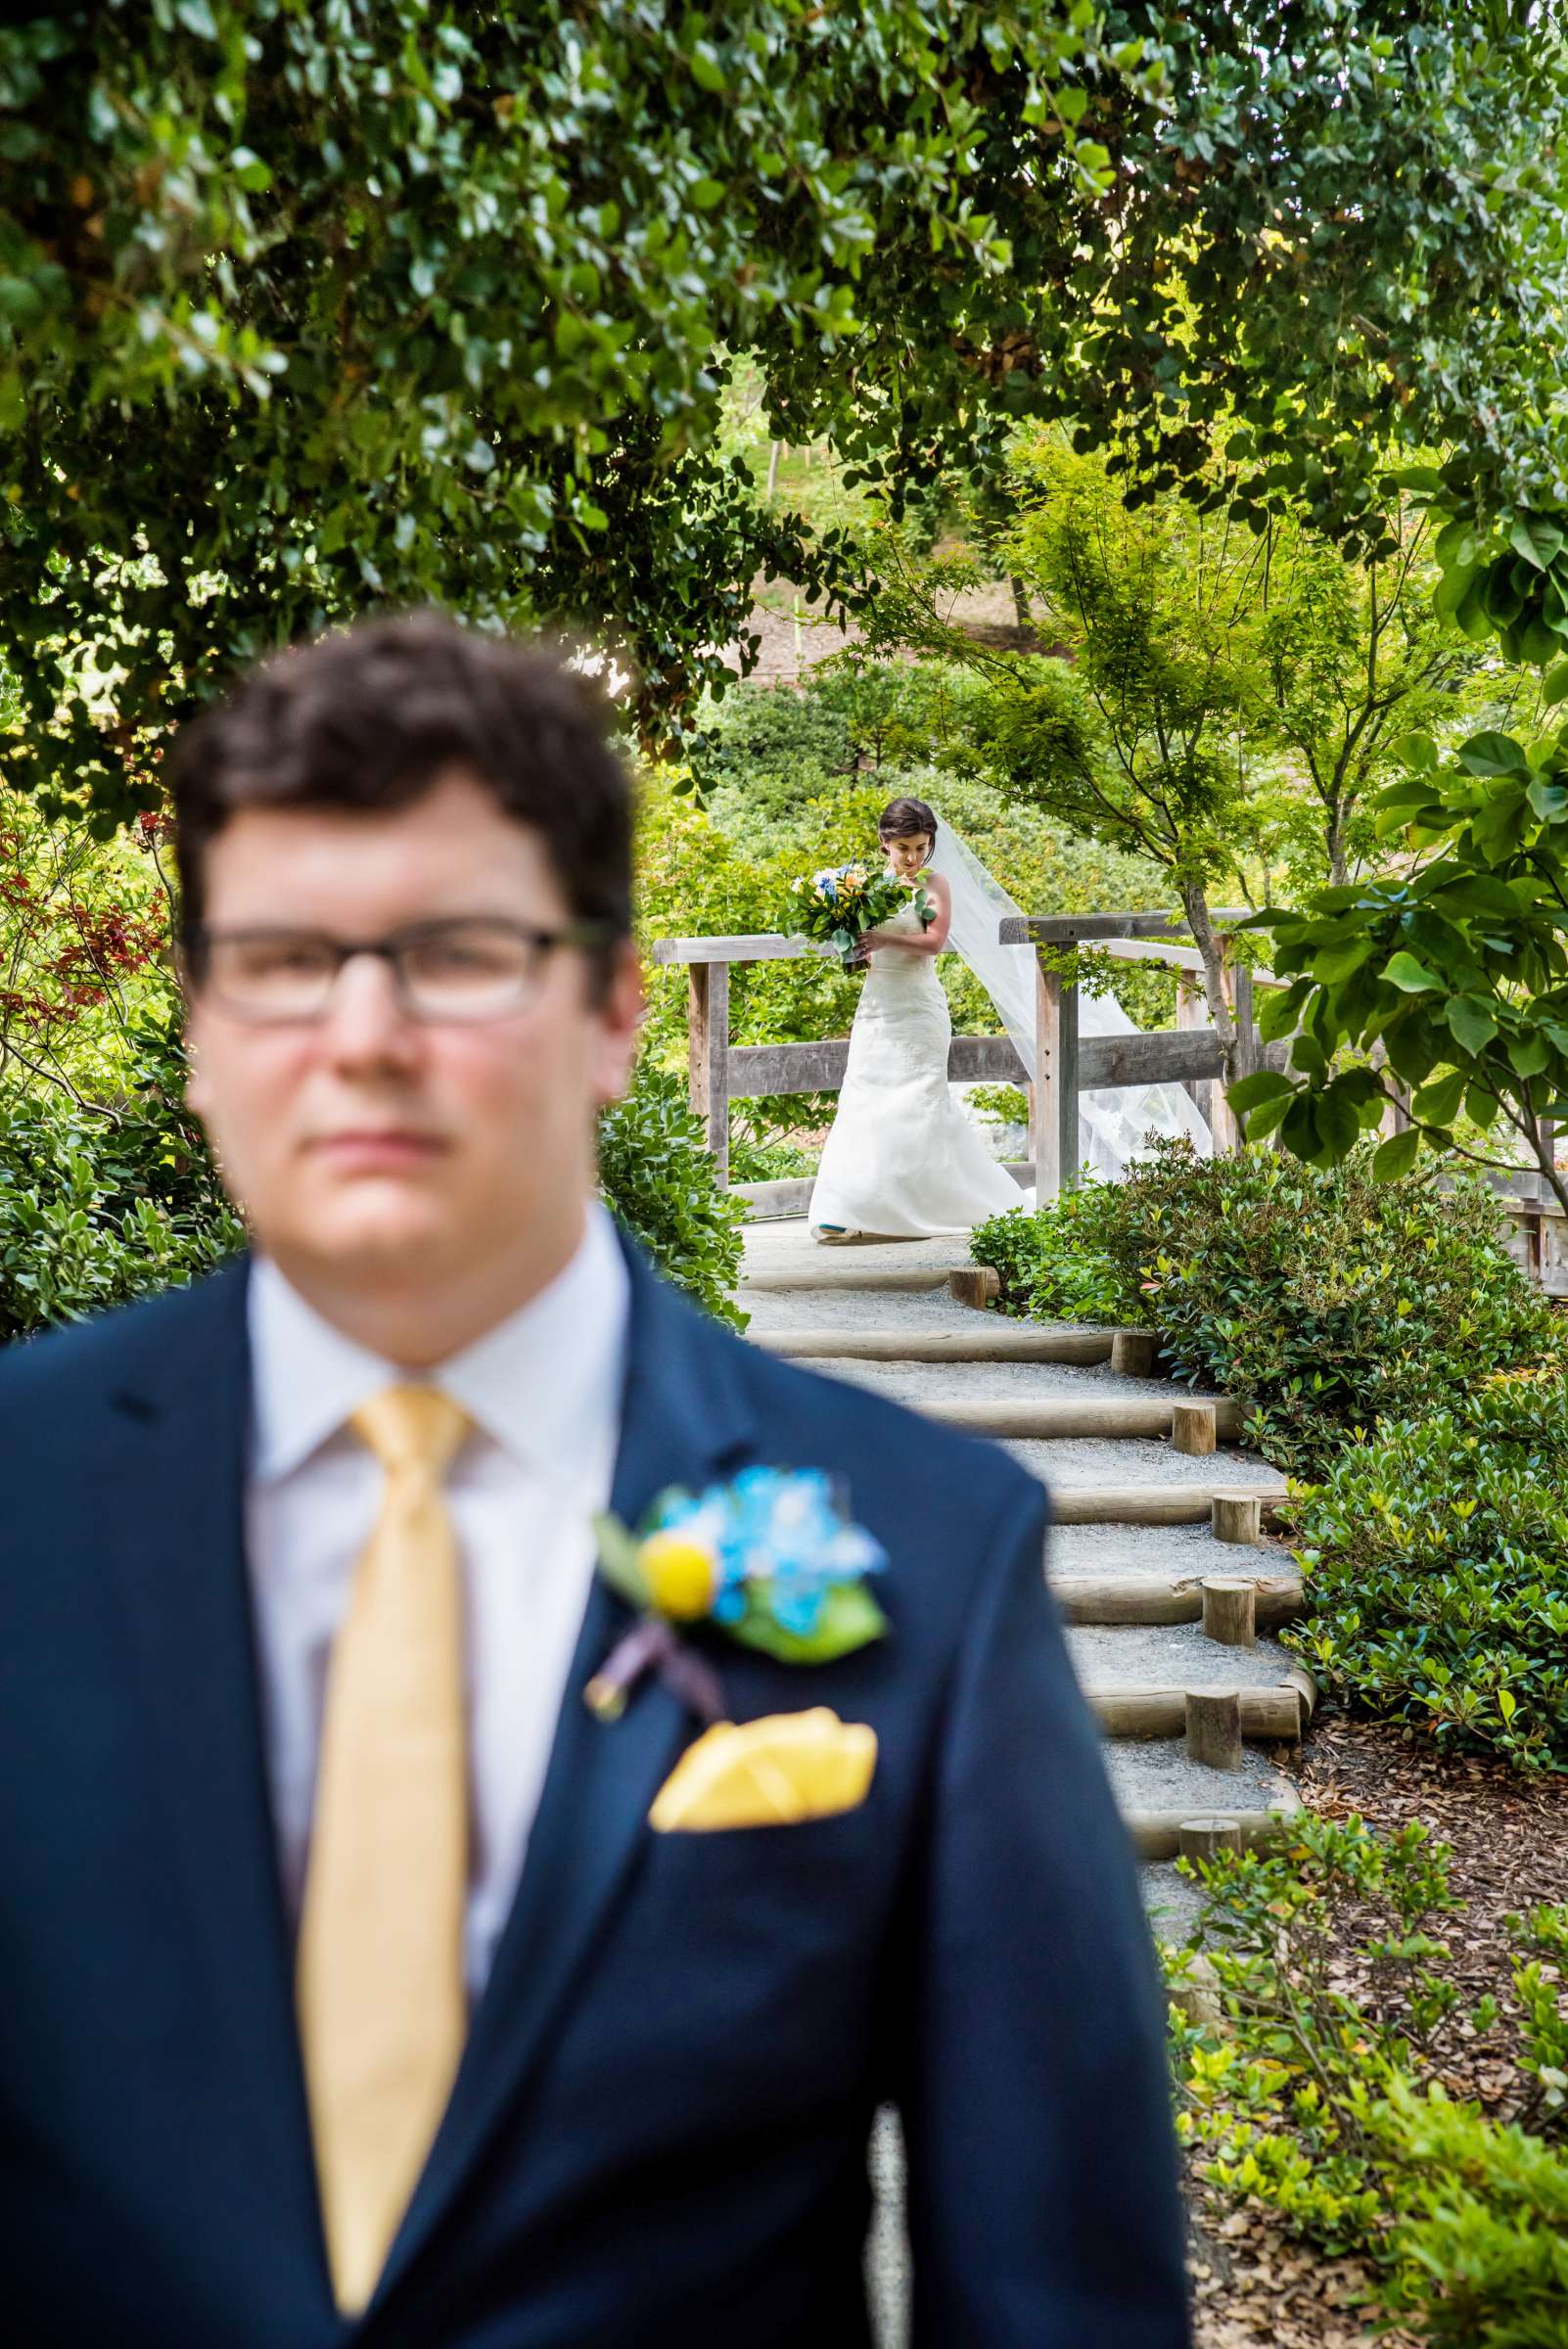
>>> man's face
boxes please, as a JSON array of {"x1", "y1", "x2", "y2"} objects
[{"x1": 184, "y1": 768, "x2": 640, "y2": 1290}]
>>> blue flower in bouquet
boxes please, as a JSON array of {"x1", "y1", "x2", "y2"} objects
[{"x1": 593, "y1": 1465, "x2": 890, "y2": 1665}]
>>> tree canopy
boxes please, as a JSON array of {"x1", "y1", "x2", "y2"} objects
[{"x1": 1, "y1": 0, "x2": 1563, "y2": 824}]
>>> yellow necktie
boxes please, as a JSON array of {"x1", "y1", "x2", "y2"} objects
[{"x1": 297, "y1": 1384, "x2": 472, "y2": 2316}]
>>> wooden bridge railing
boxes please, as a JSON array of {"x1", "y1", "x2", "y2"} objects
[{"x1": 651, "y1": 912, "x2": 1270, "y2": 1204}]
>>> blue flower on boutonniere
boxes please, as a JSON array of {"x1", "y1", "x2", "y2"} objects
[{"x1": 584, "y1": 1467, "x2": 889, "y2": 1724}]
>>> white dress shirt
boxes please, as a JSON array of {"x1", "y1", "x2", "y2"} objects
[{"x1": 245, "y1": 1205, "x2": 630, "y2": 1996}]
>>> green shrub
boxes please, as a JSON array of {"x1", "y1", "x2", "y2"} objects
[
  {"x1": 598, "y1": 1058, "x2": 748, "y2": 1328},
  {"x1": 1168, "y1": 1815, "x2": 1568, "y2": 2336},
  {"x1": 973, "y1": 1139, "x2": 1562, "y2": 1473},
  {"x1": 1286, "y1": 1368, "x2": 1568, "y2": 1772},
  {"x1": 965, "y1": 1082, "x2": 1030, "y2": 1127},
  {"x1": 0, "y1": 1020, "x2": 243, "y2": 1342},
  {"x1": 1, "y1": 1035, "x2": 748, "y2": 1344},
  {"x1": 970, "y1": 1195, "x2": 1132, "y2": 1326},
  {"x1": 1374, "y1": 2079, "x2": 1568, "y2": 2346}
]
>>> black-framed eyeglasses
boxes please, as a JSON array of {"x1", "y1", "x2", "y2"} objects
[{"x1": 185, "y1": 916, "x2": 614, "y2": 1025}]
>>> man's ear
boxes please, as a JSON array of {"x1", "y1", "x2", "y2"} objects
[{"x1": 590, "y1": 938, "x2": 645, "y2": 1110}]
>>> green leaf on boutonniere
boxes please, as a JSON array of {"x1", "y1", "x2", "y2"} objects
[
  {"x1": 724, "y1": 1578, "x2": 890, "y2": 1664},
  {"x1": 593, "y1": 1510, "x2": 651, "y2": 1609}
]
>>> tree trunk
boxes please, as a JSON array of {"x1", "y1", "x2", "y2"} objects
[
  {"x1": 1180, "y1": 884, "x2": 1238, "y2": 1073},
  {"x1": 1326, "y1": 803, "x2": 1349, "y2": 890},
  {"x1": 1010, "y1": 575, "x2": 1031, "y2": 631}
]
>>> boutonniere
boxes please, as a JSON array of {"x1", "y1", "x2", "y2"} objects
[{"x1": 584, "y1": 1466, "x2": 889, "y2": 1726}]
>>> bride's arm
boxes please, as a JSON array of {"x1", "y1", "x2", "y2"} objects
[{"x1": 864, "y1": 869, "x2": 952, "y2": 957}]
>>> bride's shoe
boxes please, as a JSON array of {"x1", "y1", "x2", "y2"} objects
[{"x1": 810, "y1": 1223, "x2": 864, "y2": 1245}]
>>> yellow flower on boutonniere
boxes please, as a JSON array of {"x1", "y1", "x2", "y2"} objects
[{"x1": 584, "y1": 1467, "x2": 890, "y2": 1722}]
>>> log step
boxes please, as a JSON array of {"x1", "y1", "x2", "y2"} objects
[
  {"x1": 1052, "y1": 1571, "x2": 1304, "y2": 1629},
  {"x1": 1049, "y1": 1483, "x2": 1285, "y2": 1528},
  {"x1": 931, "y1": 1395, "x2": 1243, "y2": 1441},
  {"x1": 739, "y1": 1266, "x2": 956, "y2": 1294},
  {"x1": 757, "y1": 1325, "x2": 1113, "y2": 1365},
  {"x1": 1127, "y1": 1801, "x2": 1299, "y2": 1863},
  {"x1": 1089, "y1": 1682, "x2": 1307, "y2": 1741}
]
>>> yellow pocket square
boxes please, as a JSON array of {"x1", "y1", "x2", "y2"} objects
[{"x1": 648, "y1": 1707, "x2": 877, "y2": 1833}]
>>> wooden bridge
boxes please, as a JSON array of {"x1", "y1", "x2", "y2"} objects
[
  {"x1": 651, "y1": 911, "x2": 1567, "y2": 1292},
  {"x1": 654, "y1": 908, "x2": 1271, "y2": 1209}
]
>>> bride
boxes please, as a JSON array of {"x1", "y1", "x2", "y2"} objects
[{"x1": 808, "y1": 797, "x2": 1210, "y2": 1243}]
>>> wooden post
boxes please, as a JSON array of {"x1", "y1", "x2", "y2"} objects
[
  {"x1": 1185, "y1": 1689, "x2": 1244, "y2": 1771},
  {"x1": 1381, "y1": 1079, "x2": 1411, "y2": 1138},
  {"x1": 687, "y1": 959, "x2": 730, "y2": 1183},
  {"x1": 948, "y1": 1267, "x2": 1000, "y2": 1310},
  {"x1": 1110, "y1": 1328, "x2": 1159, "y2": 1377},
  {"x1": 1534, "y1": 1118, "x2": 1557, "y2": 1284},
  {"x1": 1032, "y1": 956, "x2": 1079, "y2": 1201},
  {"x1": 1202, "y1": 1576, "x2": 1258, "y2": 1647},
  {"x1": 1172, "y1": 1399, "x2": 1218, "y2": 1456},
  {"x1": 1051, "y1": 1570, "x2": 1303, "y2": 1627},
  {"x1": 1178, "y1": 1817, "x2": 1243, "y2": 1863},
  {"x1": 1206, "y1": 941, "x2": 1242, "y2": 1153},
  {"x1": 1210, "y1": 1494, "x2": 1263, "y2": 1547},
  {"x1": 1175, "y1": 970, "x2": 1204, "y2": 1111},
  {"x1": 1231, "y1": 960, "x2": 1255, "y2": 1086}
]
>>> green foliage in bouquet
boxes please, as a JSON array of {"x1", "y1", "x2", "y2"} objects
[
  {"x1": 597, "y1": 1059, "x2": 748, "y2": 1331},
  {"x1": 1167, "y1": 1815, "x2": 1568, "y2": 2341},
  {"x1": 1287, "y1": 1368, "x2": 1568, "y2": 1773},
  {"x1": 785, "y1": 862, "x2": 932, "y2": 971}
]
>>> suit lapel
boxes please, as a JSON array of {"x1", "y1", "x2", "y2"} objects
[
  {"x1": 379, "y1": 1241, "x2": 760, "y2": 2304},
  {"x1": 100, "y1": 1260, "x2": 326, "y2": 2274}
]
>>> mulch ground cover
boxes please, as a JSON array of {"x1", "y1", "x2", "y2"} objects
[{"x1": 1188, "y1": 1713, "x2": 1568, "y2": 2348}]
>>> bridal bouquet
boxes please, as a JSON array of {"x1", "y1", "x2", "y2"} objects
[{"x1": 787, "y1": 863, "x2": 933, "y2": 970}]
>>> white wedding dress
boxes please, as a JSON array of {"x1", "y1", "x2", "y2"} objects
[
  {"x1": 807, "y1": 825, "x2": 1213, "y2": 1239},
  {"x1": 808, "y1": 897, "x2": 1023, "y2": 1237}
]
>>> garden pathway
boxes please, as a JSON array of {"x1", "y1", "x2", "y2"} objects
[
  {"x1": 735, "y1": 1217, "x2": 1309, "y2": 2348},
  {"x1": 736, "y1": 1216, "x2": 1306, "y2": 1933}
]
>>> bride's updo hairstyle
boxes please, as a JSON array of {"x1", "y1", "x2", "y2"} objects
[{"x1": 878, "y1": 797, "x2": 939, "y2": 867}]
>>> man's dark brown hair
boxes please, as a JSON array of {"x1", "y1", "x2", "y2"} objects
[{"x1": 169, "y1": 614, "x2": 634, "y2": 998}]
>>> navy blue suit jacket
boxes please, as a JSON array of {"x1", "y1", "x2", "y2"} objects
[{"x1": 0, "y1": 1239, "x2": 1189, "y2": 2346}]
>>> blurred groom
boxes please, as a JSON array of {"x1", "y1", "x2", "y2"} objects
[{"x1": 0, "y1": 617, "x2": 1189, "y2": 2346}]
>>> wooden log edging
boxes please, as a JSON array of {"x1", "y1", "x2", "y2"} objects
[
  {"x1": 1185, "y1": 1689, "x2": 1245, "y2": 1770},
  {"x1": 1091, "y1": 1684, "x2": 1304, "y2": 1741},
  {"x1": 1051, "y1": 1571, "x2": 1305, "y2": 1627},
  {"x1": 1202, "y1": 1576, "x2": 1258, "y2": 1647},
  {"x1": 1129, "y1": 1800, "x2": 1298, "y2": 1863},
  {"x1": 1172, "y1": 1398, "x2": 1218, "y2": 1455},
  {"x1": 948, "y1": 1267, "x2": 1002, "y2": 1311},
  {"x1": 738, "y1": 1265, "x2": 957, "y2": 1293},
  {"x1": 1211, "y1": 1493, "x2": 1263, "y2": 1547},
  {"x1": 1048, "y1": 1484, "x2": 1287, "y2": 1529},
  {"x1": 758, "y1": 1324, "x2": 1111, "y2": 1364},
  {"x1": 1110, "y1": 1329, "x2": 1160, "y2": 1377},
  {"x1": 930, "y1": 1394, "x2": 1243, "y2": 1442}
]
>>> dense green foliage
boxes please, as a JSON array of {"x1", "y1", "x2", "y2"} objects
[
  {"x1": 1168, "y1": 1816, "x2": 1568, "y2": 2341},
  {"x1": 972, "y1": 1140, "x2": 1560, "y2": 1472},
  {"x1": 974, "y1": 1145, "x2": 1568, "y2": 1769},
  {"x1": 1236, "y1": 717, "x2": 1568, "y2": 1214},
  {"x1": 596, "y1": 1059, "x2": 748, "y2": 1330},
  {"x1": 1287, "y1": 1369, "x2": 1568, "y2": 1773},
  {"x1": 0, "y1": 1032, "x2": 748, "y2": 1340},
  {"x1": 0, "y1": 1022, "x2": 242, "y2": 1340},
  {"x1": 965, "y1": 1189, "x2": 1130, "y2": 1327},
  {"x1": 3, "y1": 4, "x2": 1564, "y2": 821},
  {"x1": 0, "y1": 0, "x2": 1105, "y2": 818}
]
